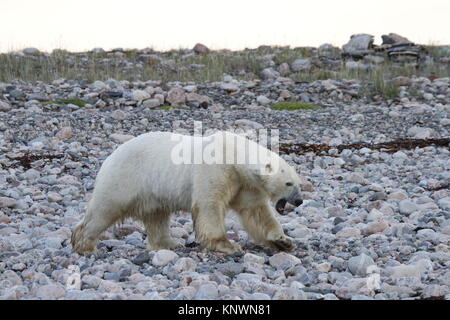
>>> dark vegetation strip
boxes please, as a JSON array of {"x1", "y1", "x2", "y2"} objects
[
  {"x1": 280, "y1": 138, "x2": 450, "y2": 155},
  {"x1": 3, "y1": 138, "x2": 449, "y2": 170}
]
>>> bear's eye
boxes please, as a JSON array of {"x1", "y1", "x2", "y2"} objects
[{"x1": 286, "y1": 182, "x2": 293, "y2": 186}]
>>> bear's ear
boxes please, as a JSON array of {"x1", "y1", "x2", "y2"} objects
[{"x1": 265, "y1": 163, "x2": 273, "y2": 174}]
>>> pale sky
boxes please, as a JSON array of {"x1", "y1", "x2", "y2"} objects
[{"x1": 1, "y1": 0, "x2": 449, "y2": 53}]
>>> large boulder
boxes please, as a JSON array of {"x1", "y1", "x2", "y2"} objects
[
  {"x1": 290, "y1": 58, "x2": 311, "y2": 72},
  {"x1": 193, "y1": 43, "x2": 209, "y2": 54},
  {"x1": 342, "y1": 34, "x2": 374, "y2": 55},
  {"x1": 382, "y1": 33, "x2": 411, "y2": 45}
]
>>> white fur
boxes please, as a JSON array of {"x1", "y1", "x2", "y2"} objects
[{"x1": 71, "y1": 131, "x2": 301, "y2": 255}]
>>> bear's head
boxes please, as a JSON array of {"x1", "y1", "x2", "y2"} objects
[{"x1": 258, "y1": 158, "x2": 303, "y2": 214}]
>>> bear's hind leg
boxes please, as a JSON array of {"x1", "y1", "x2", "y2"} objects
[
  {"x1": 143, "y1": 211, "x2": 181, "y2": 250},
  {"x1": 236, "y1": 203, "x2": 295, "y2": 252},
  {"x1": 192, "y1": 202, "x2": 241, "y2": 255}
]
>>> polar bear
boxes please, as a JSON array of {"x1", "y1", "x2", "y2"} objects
[{"x1": 71, "y1": 131, "x2": 303, "y2": 255}]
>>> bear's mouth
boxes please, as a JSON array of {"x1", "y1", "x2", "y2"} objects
[
  {"x1": 275, "y1": 197, "x2": 303, "y2": 215},
  {"x1": 275, "y1": 198, "x2": 288, "y2": 215}
]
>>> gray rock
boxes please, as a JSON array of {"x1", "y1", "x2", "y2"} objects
[
  {"x1": 342, "y1": 34, "x2": 374, "y2": 54},
  {"x1": 0, "y1": 100, "x2": 11, "y2": 111},
  {"x1": 348, "y1": 253, "x2": 376, "y2": 276},
  {"x1": 216, "y1": 262, "x2": 244, "y2": 277},
  {"x1": 277, "y1": 63, "x2": 291, "y2": 76},
  {"x1": 111, "y1": 110, "x2": 127, "y2": 120},
  {"x1": 437, "y1": 197, "x2": 450, "y2": 210},
  {"x1": 290, "y1": 58, "x2": 311, "y2": 72},
  {"x1": 382, "y1": 33, "x2": 411, "y2": 45},
  {"x1": 260, "y1": 68, "x2": 279, "y2": 80},
  {"x1": 23, "y1": 47, "x2": 40, "y2": 55},
  {"x1": 0, "y1": 197, "x2": 16, "y2": 208},
  {"x1": 220, "y1": 82, "x2": 239, "y2": 92},
  {"x1": 132, "y1": 252, "x2": 151, "y2": 266}
]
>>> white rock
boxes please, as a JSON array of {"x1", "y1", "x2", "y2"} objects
[
  {"x1": 110, "y1": 133, "x2": 134, "y2": 143},
  {"x1": 416, "y1": 229, "x2": 438, "y2": 241},
  {"x1": 111, "y1": 110, "x2": 127, "y2": 120},
  {"x1": 269, "y1": 252, "x2": 301, "y2": 268},
  {"x1": 289, "y1": 226, "x2": 312, "y2": 239},
  {"x1": 234, "y1": 119, "x2": 263, "y2": 129},
  {"x1": 315, "y1": 262, "x2": 331, "y2": 272},
  {"x1": 388, "y1": 190, "x2": 408, "y2": 201},
  {"x1": 256, "y1": 95, "x2": 271, "y2": 105},
  {"x1": 193, "y1": 283, "x2": 218, "y2": 299},
  {"x1": 336, "y1": 227, "x2": 361, "y2": 238},
  {"x1": 142, "y1": 99, "x2": 161, "y2": 108},
  {"x1": 173, "y1": 257, "x2": 197, "y2": 273},
  {"x1": 92, "y1": 80, "x2": 107, "y2": 91},
  {"x1": 392, "y1": 151, "x2": 407, "y2": 159},
  {"x1": 152, "y1": 249, "x2": 178, "y2": 267},
  {"x1": 437, "y1": 197, "x2": 450, "y2": 210},
  {"x1": 243, "y1": 253, "x2": 265, "y2": 264},
  {"x1": 35, "y1": 284, "x2": 66, "y2": 300},
  {"x1": 422, "y1": 285, "x2": 448, "y2": 298},
  {"x1": 386, "y1": 264, "x2": 421, "y2": 280},
  {"x1": 423, "y1": 93, "x2": 433, "y2": 100},
  {"x1": 273, "y1": 287, "x2": 307, "y2": 300},
  {"x1": 56, "y1": 126, "x2": 73, "y2": 140},
  {"x1": 407, "y1": 126, "x2": 433, "y2": 139},
  {"x1": 220, "y1": 82, "x2": 239, "y2": 92},
  {"x1": 347, "y1": 172, "x2": 366, "y2": 185},
  {"x1": 132, "y1": 90, "x2": 151, "y2": 102},
  {"x1": 98, "y1": 280, "x2": 123, "y2": 293},
  {"x1": 398, "y1": 199, "x2": 420, "y2": 215},
  {"x1": 22, "y1": 168, "x2": 40, "y2": 180},
  {"x1": 47, "y1": 192, "x2": 63, "y2": 203},
  {"x1": 364, "y1": 221, "x2": 389, "y2": 235}
]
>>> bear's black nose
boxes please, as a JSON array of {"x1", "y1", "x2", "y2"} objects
[{"x1": 293, "y1": 199, "x2": 303, "y2": 207}]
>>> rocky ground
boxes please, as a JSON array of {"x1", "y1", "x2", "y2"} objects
[{"x1": 0, "y1": 39, "x2": 450, "y2": 300}]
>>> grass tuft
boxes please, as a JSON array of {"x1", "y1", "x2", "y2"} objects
[
  {"x1": 41, "y1": 98, "x2": 87, "y2": 107},
  {"x1": 154, "y1": 105, "x2": 188, "y2": 110},
  {"x1": 271, "y1": 101, "x2": 320, "y2": 111}
]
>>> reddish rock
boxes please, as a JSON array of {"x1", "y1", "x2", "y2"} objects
[{"x1": 193, "y1": 43, "x2": 209, "y2": 54}]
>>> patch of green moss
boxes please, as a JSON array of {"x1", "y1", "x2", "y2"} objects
[
  {"x1": 41, "y1": 98, "x2": 87, "y2": 107},
  {"x1": 271, "y1": 101, "x2": 320, "y2": 111},
  {"x1": 154, "y1": 105, "x2": 188, "y2": 110}
]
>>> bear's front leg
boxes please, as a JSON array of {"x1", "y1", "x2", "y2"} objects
[
  {"x1": 236, "y1": 203, "x2": 295, "y2": 252},
  {"x1": 191, "y1": 202, "x2": 242, "y2": 255}
]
